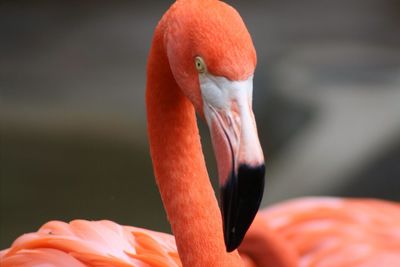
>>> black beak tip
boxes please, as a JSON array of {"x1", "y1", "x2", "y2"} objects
[
  {"x1": 225, "y1": 230, "x2": 243, "y2": 252},
  {"x1": 221, "y1": 163, "x2": 265, "y2": 252}
]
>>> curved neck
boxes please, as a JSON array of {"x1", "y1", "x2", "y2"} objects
[{"x1": 146, "y1": 23, "x2": 243, "y2": 266}]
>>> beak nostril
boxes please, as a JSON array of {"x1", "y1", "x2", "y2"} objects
[{"x1": 231, "y1": 101, "x2": 240, "y2": 116}]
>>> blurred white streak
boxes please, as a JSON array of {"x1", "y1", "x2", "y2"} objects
[{"x1": 262, "y1": 44, "x2": 400, "y2": 204}]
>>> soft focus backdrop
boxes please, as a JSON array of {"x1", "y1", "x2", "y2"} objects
[{"x1": 1, "y1": 0, "x2": 400, "y2": 248}]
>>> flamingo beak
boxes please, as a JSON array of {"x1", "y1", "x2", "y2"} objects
[{"x1": 200, "y1": 74, "x2": 265, "y2": 252}]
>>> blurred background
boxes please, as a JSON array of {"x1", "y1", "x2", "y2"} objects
[{"x1": 1, "y1": 0, "x2": 399, "y2": 248}]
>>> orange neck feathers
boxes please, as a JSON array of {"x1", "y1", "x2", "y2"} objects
[{"x1": 146, "y1": 8, "x2": 243, "y2": 267}]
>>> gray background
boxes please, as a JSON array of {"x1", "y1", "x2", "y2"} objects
[{"x1": 1, "y1": 0, "x2": 400, "y2": 248}]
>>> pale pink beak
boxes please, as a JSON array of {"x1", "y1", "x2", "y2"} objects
[{"x1": 201, "y1": 74, "x2": 265, "y2": 252}]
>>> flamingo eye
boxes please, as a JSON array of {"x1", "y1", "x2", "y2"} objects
[{"x1": 195, "y1": 56, "x2": 207, "y2": 73}]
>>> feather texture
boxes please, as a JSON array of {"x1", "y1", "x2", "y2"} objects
[
  {"x1": 1, "y1": 220, "x2": 181, "y2": 267},
  {"x1": 260, "y1": 198, "x2": 400, "y2": 267}
]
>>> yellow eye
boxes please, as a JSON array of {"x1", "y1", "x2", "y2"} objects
[{"x1": 195, "y1": 56, "x2": 207, "y2": 73}]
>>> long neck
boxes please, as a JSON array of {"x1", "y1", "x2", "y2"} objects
[{"x1": 146, "y1": 24, "x2": 243, "y2": 266}]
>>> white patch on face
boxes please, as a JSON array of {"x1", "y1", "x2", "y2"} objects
[
  {"x1": 199, "y1": 74, "x2": 253, "y2": 118},
  {"x1": 199, "y1": 73, "x2": 263, "y2": 170}
]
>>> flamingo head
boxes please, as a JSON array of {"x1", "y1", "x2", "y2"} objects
[{"x1": 165, "y1": 0, "x2": 264, "y2": 252}]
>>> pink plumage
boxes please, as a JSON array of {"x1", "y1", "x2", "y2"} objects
[
  {"x1": 2, "y1": 198, "x2": 400, "y2": 266},
  {"x1": 260, "y1": 198, "x2": 400, "y2": 267},
  {"x1": 1, "y1": 220, "x2": 181, "y2": 267}
]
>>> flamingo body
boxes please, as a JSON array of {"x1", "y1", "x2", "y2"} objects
[
  {"x1": 1, "y1": 220, "x2": 181, "y2": 267},
  {"x1": 263, "y1": 197, "x2": 400, "y2": 267},
  {"x1": 240, "y1": 197, "x2": 400, "y2": 267},
  {"x1": 2, "y1": 198, "x2": 399, "y2": 266}
]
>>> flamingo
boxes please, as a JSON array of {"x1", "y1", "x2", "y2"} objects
[
  {"x1": 240, "y1": 198, "x2": 400, "y2": 266},
  {"x1": 1, "y1": 1, "x2": 399, "y2": 266}
]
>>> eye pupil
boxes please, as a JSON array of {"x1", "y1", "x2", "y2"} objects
[{"x1": 195, "y1": 57, "x2": 206, "y2": 73}]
